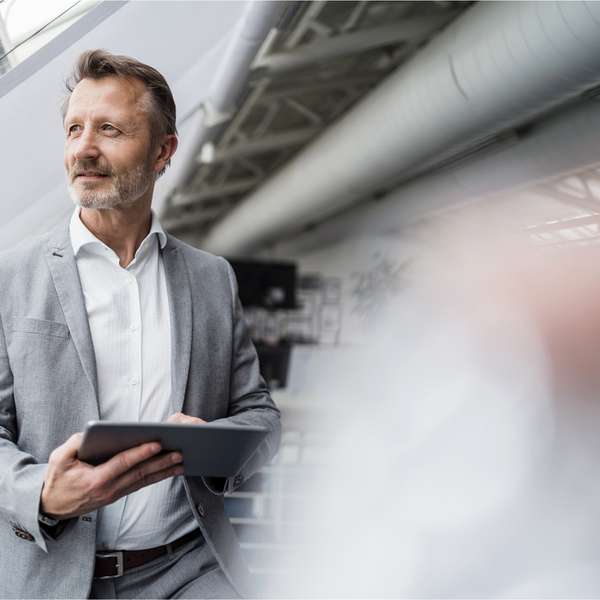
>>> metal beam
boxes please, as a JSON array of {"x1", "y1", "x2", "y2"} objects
[
  {"x1": 340, "y1": 1, "x2": 368, "y2": 33},
  {"x1": 524, "y1": 214, "x2": 600, "y2": 234},
  {"x1": 282, "y1": 1, "x2": 326, "y2": 50},
  {"x1": 531, "y1": 185, "x2": 600, "y2": 215},
  {"x1": 163, "y1": 206, "x2": 232, "y2": 232},
  {"x1": 219, "y1": 77, "x2": 271, "y2": 148},
  {"x1": 207, "y1": 127, "x2": 320, "y2": 162},
  {"x1": 259, "y1": 74, "x2": 380, "y2": 101},
  {"x1": 254, "y1": 16, "x2": 451, "y2": 74},
  {"x1": 172, "y1": 177, "x2": 260, "y2": 207},
  {"x1": 284, "y1": 97, "x2": 323, "y2": 125}
]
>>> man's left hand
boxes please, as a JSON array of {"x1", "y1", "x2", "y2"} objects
[{"x1": 166, "y1": 412, "x2": 207, "y2": 425}]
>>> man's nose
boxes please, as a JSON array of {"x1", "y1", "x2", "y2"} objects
[{"x1": 73, "y1": 129, "x2": 100, "y2": 161}]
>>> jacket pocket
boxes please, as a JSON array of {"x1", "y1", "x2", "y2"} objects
[{"x1": 10, "y1": 317, "x2": 70, "y2": 339}]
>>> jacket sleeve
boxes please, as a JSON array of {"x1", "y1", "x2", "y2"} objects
[
  {"x1": 0, "y1": 313, "x2": 61, "y2": 553},
  {"x1": 202, "y1": 259, "x2": 282, "y2": 495}
]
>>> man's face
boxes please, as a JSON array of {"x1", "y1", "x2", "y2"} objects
[{"x1": 64, "y1": 75, "x2": 157, "y2": 209}]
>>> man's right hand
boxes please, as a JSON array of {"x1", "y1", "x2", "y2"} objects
[{"x1": 40, "y1": 433, "x2": 184, "y2": 520}]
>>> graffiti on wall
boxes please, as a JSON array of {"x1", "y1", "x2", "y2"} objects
[{"x1": 350, "y1": 252, "x2": 409, "y2": 317}]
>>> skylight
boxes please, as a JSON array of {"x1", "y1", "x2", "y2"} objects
[{"x1": 0, "y1": 0, "x2": 99, "y2": 76}]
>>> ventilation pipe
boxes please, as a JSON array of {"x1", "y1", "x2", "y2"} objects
[
  {"x1": 264, "y1": 96, "x2": 600, "y2": 258},
  {"x1": 203, "y1": 1, "x2": 600, "y2": 256}
]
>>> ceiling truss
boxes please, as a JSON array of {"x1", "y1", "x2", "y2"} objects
[
  {"x1": 525, "y1": 168, "x2": 600, "y2": 247},
  {"x1": 162, "y1": 1, "x2": 468, "y2": 234}
]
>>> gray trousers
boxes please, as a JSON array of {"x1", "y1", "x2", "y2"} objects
[{"x1": 89, "y1": 534, "x2": 240, "y2": 599}]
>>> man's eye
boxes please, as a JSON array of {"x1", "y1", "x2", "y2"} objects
[
  {"x1": 67, "y1": 124, "x2": 81, "y2": 135},
  {"x1": 101, "y1": 124, "x2": 119, "y2": 134}
]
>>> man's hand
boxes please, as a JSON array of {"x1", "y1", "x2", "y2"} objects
[
  {"x1": 166, "y1": 412, "x2": 206, "y2": 425},
  {"x1": 40, "y1": 433, "x2": 184, "y2": 520}
]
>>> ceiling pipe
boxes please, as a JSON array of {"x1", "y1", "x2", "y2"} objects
[
  {"x1": 170, "y1": 1, "x2": 286, "y2": 194},
  {"x1": 263, "y1": 96, "x2": 600, "y2": 258},
  {"x1": 202, "y1": 1, "x2": 600, "y2": 256}
]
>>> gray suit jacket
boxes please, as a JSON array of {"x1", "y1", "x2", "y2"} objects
[{"x1": 0, "y1": 220, "x2": 281, "y2": 599}]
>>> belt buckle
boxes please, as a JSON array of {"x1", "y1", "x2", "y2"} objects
[{"x1": 95, "y1": 551, "x2": 124, "y2": 579}]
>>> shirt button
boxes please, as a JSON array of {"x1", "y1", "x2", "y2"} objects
[
  {"x1": 130, "y1": 378, "x2": 139, "y2": 386},
  {"x1": 130, "y1": 324, "x2": 139, "y2": 332}
]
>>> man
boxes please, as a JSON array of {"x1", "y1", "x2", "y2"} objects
[{"x1": 0, "y1": 50, "x2": 281, "y2": 599}]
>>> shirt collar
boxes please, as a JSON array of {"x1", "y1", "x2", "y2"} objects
[{"x1": 69, "y1": 207, "x2": 167, "y2": 258}]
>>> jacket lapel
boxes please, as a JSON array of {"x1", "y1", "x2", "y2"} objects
[
  {"x1": 162, "y1": 238, "x2": 192, "y2": 414},
  {"x1": 45, "y1": 223, "x2": 99, "y2": 413}
]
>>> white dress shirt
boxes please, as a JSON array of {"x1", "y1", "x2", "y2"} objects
[{"x1": 69, "y1": 208, "x2": 197, "y2": 550}]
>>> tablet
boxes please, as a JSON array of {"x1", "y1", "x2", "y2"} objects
[{"x1": 78, "y1": 421, "x2": 269, "y2": 477}]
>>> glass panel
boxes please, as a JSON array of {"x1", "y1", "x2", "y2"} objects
[{"x1": 0, "y1": 0, "x2": 99, "y2": 76}]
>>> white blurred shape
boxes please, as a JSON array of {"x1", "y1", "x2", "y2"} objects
[{"x1": 264, "y1": 220, "x2": 600, "y2": 598}]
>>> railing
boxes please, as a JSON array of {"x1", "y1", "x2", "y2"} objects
[{"x1": 224, "y1": 403, "x2": 326, "y2": 589}]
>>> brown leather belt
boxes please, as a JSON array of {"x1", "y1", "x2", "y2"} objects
[{"x1": 94, "y1": 528, "x2": 202, "y2": 579}]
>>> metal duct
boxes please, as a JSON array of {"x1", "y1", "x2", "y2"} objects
[
  {"x1": 263, "y1": 96, "x2": 600, "y2": 258},
  {"x1": 203, "y1": 1, "x2": 600, "y2": 256}
]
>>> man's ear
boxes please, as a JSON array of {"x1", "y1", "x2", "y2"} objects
[{"x1": 154, "y1": 134, "x2": 178, "y2": 175}]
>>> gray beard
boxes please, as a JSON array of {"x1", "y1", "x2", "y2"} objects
[{"x1": 68, "y1": 163, "x2": 154, "y2": 209}]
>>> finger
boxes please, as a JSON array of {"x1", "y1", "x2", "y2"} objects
[
  {"x1": 121, "y1": 464, "x2": 185, "y2": 498},
  {"x1": 111, "y1": 451, "x2": 183, "y2": 494},
  {"x1": 51, "y1": 432, "x2": 84, "y2": 465},
  {"x1": 96, "y1": 441, "x2": 162, "y2": 482},
  {"x1": 166, "y1": 412, "x2": 184, "y2": 423},
  {"x1": 167, "y1": 412, "x2": 201, "y2": 423},
  {"x1": 114, "y1": 461, "x2": 185, "y2": 500},
  {"x1": 167, "y1": 412, "x2": 206, "y2": 425}
]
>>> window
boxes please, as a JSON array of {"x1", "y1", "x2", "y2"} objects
[{"x1": 0, "y1": 0, "x2": 99, "y2": 76}]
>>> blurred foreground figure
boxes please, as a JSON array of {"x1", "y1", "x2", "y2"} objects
[{"x1": 270, "y1": 220, "x2": 600, "y2": 598}]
